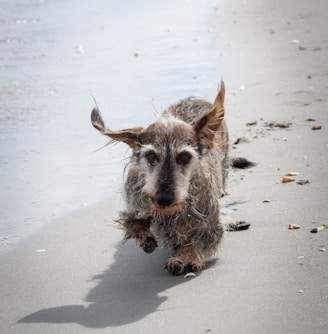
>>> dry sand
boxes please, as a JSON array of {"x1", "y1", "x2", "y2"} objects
[{"x1": 1, "y1": 0, "x2": 328, "y2": 333}]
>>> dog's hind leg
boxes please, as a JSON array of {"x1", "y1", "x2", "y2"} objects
[{"x1": 119, "y1": 216, "x2": 158, "y2": 254}]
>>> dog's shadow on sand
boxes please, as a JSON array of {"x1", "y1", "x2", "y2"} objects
[{"x1": 18, "y1": 241, "x2": 193, "y2": 328}]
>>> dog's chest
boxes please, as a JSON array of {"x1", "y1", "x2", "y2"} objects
[{"x1": 151, "y1": 213, "x2": 203, "y2": 247}]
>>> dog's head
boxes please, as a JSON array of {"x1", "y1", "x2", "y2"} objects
[{"x1": 91, "y1": 82, "x2": 225, "y2": 215}]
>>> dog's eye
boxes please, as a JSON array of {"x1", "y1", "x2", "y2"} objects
[
  {"x1": 145, "y1": 151, "x2": 159, "y2": 165},
  {"x1": 176, "y1": 151, "x2": 192, "y2": 166}
]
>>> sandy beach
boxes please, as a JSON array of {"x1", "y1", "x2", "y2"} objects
[{"x1": 1, "y1": 0, "x2": 328, "y2": 333}]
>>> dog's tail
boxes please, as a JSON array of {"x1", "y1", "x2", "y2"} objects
[{"x1": 231, "y1": 157, "x2": 256, "y2": 169}]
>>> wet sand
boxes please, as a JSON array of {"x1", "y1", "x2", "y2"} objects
[{"x1": 1, "y1": 0, "x2": 328, "y2": 333}]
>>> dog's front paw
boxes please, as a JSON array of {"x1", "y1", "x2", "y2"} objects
[
  {"x1": 141, "y1": 237, "x2": 157, "y2": 254},
  {"x1": 165, "y1": 257, "x2": 203, "y2": 276},
  {"x1": 165, "y1": 258, "x2": 185, "y2": 275},
  {"x1": 184, "y1": 262, "x2": 203, "y2": 274}
]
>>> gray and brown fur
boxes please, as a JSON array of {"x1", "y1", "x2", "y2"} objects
[{"x1": 91, "y1": 81, "x2": 231, "y2": 275}]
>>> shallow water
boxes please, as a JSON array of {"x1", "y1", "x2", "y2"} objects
[{"x1": 0, "y1": 0, "x2": 222, "y2": 251}]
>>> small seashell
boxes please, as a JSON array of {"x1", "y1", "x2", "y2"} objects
[
  {"x1": 311, "y1": 225, "x2": 327, "y2": 233},
  {"x1": 297, "y1": 180, "x2": 310, "y2": 185},
  {"x1": 184, "y1": 272, "x2": 196, "y2": 278},
  {"x1": 285, "y1": 172, "x2": 299, "y2": 176},
  {"x1": 246, "y1": 120, "x2": 257, "y2": 126},
  {"x1": 288, "y1": 224, "x2": 301, "y2": 230},
  {"x1": 281, "y1": 177, "x2": 295, "y2": 183},
  {"x1": 311, "y1": 125, "x2": 322, "y2": 130}
]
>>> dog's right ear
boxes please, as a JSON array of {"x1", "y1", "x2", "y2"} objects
[{"x1": 91, "y1": 108, "x2": 144, "y2": 148}]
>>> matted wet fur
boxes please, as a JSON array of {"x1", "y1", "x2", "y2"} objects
[{"x1": 91, "y1": 81, "x2": 233, "y2": 275}]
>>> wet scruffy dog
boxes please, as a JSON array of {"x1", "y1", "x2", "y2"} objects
[{"x1": 91, "y1": 81, "x2": 248, "y2": 275}]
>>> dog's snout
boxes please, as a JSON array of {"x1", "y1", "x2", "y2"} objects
[{"x1": 155, "y1": 190, "x2": 174, "y2": 207}]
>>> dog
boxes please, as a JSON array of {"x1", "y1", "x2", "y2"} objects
[{"x1": 91, "y1": 80, "x2": 249, "y2": 275}]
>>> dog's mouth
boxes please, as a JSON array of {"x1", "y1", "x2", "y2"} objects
[
  {"x1": 151, "y1": 200, "x2": 184, "y2": 215},
  {"x1": 153, "y1": 203, "x2": 172, "y2": 213}
]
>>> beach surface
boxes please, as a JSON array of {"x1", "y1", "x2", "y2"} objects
[{"x1": 1, "y1": 0, "x2": 328, "y2": 333}]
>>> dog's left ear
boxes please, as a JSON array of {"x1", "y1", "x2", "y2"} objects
[
  {"x1": 91, "y1": 107, "x2": 144, "y2": 148},
  {"x1": 192, "y1": 80, "x2": 225, "y2": 147}
]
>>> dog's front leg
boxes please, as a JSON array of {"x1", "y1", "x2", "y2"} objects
[
  {"x1": 166, "y1": 245, "x2": 205, "y2": 275},
  {"x1": 120, "y1": 216, "x2": 158, "y2": 253}
]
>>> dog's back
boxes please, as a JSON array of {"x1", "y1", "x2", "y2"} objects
[{"x1": 164, "y1": 97, "x2": 214, "y2": 122}]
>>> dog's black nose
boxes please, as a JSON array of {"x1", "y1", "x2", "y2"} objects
[{"x1": 155, "y1": 190, "x2": 174, "y2": 207}]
